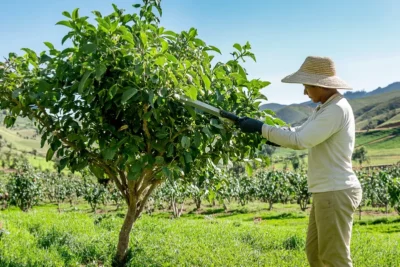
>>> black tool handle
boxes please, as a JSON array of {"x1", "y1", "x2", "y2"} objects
[
  {"x1": 220, "y1": 110, "x2": 239, "y2": 122},
  {"x1": 265, "y1": 140, "x2": 281, "y2": 147}
]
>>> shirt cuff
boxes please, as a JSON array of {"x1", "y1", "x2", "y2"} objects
[{"x1": 261, "y1": 124, "x2": 271, "y2": 139}]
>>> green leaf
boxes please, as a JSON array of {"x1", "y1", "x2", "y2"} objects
[
  {"x1": 81, "y1": 43, "x2": 97, "y2": 53},
  {"x1": 95, "y1": 64, "x2": 107, "y2": 80},
  {"x1": 12, "y1": 89, "x2": 23, "y2": 99},
  {"x1": 155, "y1": 156, "x2": 164, "y2": 165},
  {"x1": 72, "y1": 8, "x2": 79, "y2": 20},
  {"x1": 133, "y1": 4, "x2": 141, "y2": 8},
  {"x1": 44, "y1": 42, "x2": 55, "y2": 50},
  {"x1": 103, "y1": 147, "x2": 117, "y2": 160},
  {"x1": 56, "y1": 20, "x2": 73, "y2": 28},
  {"x1": 162, "y1": 167, "x2": 172, "y2": 179},
  {"x1": 160, "y1": 38, "x2": 168, "y2": 53},
  {"x1": 210, "y1": 119, "x2": 224, "y2": 129},
  {"x1": 166, "y1": 53, "x2": 178, "y2": 64},
  {"x1": 21, "y1": 48, "x2": 37, "y2": 61},
  {"x1": 201, "y1": 74, "x2": 211, "y2": 90},
  {"x1": 62, "y1": 11, "x2": 71, "y2": 18},
  {"x1": 245, "y1": 162, "x2": 253, "y2": 176},
  {"x1": 58, "y1": 158, "x2": 69, "y2": 172},
  {"x1": 92, "y1": 10, "x2": 102, "y2": 17},
  {"x1": 184, "y1": 152, "x2": 193, "y2": 163},
  {"x1": 202, "y1": 127, "x2": 212, "y2": 138},
  {"x1": 140, "y1": 31, "x2": 148, "y2": 48},
  {"x1": 128, "y1": 162, "x2": 142, "y2": 180},
  {"x1": 155, "y1": 56, "x2": 166, "y2": 66},
  {"x1": 248, "y1": 52, "x2": 256, "y2": 62},
  {"x1": 163, "y1": 30, "x2": 178, "y2": 37},
  {"x1": 62, "y1": 32, "x2": 73, "y2": 45},
  {"x1": 143, "y1": 111, "x2": 152, "y2": 121},
  {"x1": 89, "y1": 165, "x2": 104, "y2": 179},
  {"x1": 156, "y1": 130, "x2": 169, "y2": 139},
  {"x1": 46, "y1": 148, "x2": 54, "y2": 161},
  {"x1": 121, "y1": 87, "x2": 138, "y2": 103},
  {"x1": 233, "y1": 43, "x2": 242, "y2": 52},
  {"x1": 184, "y1": 106, "x2": 196, "y2": 118},
  {"x1": 181, "y1": 136, "x2": 190, "y2": 149},
  {"x1": 194, "y1": 132, "x2": 201, "y2": 147},
  {"x1": 151, "y1": 141, "x2": 165, "y2": 153},
  {"x1": 184, "y1": 86, "x2": 197, "y2": 100},
  {"x1": 119, "y1": 26, "x2": 134, "y2": 45},
  {"x1": 108, "y1": 84, "x2": 119, "y2": 99},
  {"x1": 167, "y1": 144, "x2": 174, "y2": 157},
  {"x1": 206, "y1": 45, "x2": 221, "y2": 54},
  {"x1": 78, "y1": 70, "x2": 93, "y2": 94}
]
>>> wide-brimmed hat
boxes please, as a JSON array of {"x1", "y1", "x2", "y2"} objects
[{"x1": 281, "y1": 56, "x2": 352, "y2": 89}]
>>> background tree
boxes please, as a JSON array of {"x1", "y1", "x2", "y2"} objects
[
  {"x1": 289, "y1": 152, "x2": 300, "y2": 171},
  {"x1": 0, "y1": 1, "x2": 283, "y2": 264},
  {"x1": 352, "y1": 146, "x2": 370, "y2": 167},
  {"x1": 6, "y1": 164, "x2": 42, "y2": 212}
]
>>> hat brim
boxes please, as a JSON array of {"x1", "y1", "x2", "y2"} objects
[{"x1": 281, "y1": 71, "x2": 352, "y2": 90}]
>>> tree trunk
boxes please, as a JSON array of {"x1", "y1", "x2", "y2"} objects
[
  {"x1": 268, "y1": 200, "x2": 273, "y2": 211},
  {"x1": 195, "y1": 197, "x2": 201, "y2": 210},
  {"x1": 114, "y1": 204, "x2": 137, "y2": 266}
]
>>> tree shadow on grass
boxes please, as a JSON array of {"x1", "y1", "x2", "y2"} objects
[{"x1": 242, "y1": 212, "x2": 306, "y2": 222}]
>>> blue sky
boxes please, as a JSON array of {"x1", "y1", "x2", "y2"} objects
[{"x1": 1, "y1": 0, "x2": 399, "y2": 104}]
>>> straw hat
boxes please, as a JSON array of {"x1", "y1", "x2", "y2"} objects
[{"x1": 281, "y1": 56, "x2": 352, "y2": 89}]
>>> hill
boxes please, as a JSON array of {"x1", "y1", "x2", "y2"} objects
[{"x1": 260, "y1": 82, "x2": 400, "y2": 130}]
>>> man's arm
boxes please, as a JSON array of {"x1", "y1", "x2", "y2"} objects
[{"x1": 238, "y1": 106, "x2": 343, "y2": 150}]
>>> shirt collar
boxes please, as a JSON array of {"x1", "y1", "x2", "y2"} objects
[{"x1": 316, "y1": 93, "x2": 341, "y2": 111}]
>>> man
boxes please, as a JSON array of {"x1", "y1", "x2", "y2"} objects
[{"x1": 238, "y1": 56, "x2": 362, "y2": 267}]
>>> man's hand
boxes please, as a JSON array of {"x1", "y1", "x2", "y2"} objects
[
  {"x1": 237, "y1": 117, "x2": 264, "y2": 134},
  {"x1": 238, "y1": 117, "x2": 281, "y2": 147}
]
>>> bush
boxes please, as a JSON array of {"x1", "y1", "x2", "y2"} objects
[{"x1": 6, "y1": 164, "x2": 42, "y2": 212}]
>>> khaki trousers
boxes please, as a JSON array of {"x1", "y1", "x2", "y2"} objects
[{"x1": 306, "y1": 188, "x2": 362, "y2": 267}]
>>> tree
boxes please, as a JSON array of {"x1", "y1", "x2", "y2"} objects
[
  {"x1": 82, "y1": 175, "x2": 107, "y2": 212},
  {"x1": 287, "y1": 171, "x2": 311, "y2": 211},
  {"x1": 6, "y1": 164, "x2": 42, "y2": 212},
  {"x1": 261, "y1": 143, "x2": 277, "y2": 158},
  {"x1": 352, "y1": 146, "x2": 370, "y2": 167},
  {"x1": 0, "y1": 1, "x2": 282, "y2": 264},
  {"x1": 289, "y1": 152, "x2": 300, "y2": 171},
  {"x1": 229, "y1": 174, "x2": 256, "y2": 206},
  {"x1": 256, "y1": 170, "x2": 289, "y2": 210}
]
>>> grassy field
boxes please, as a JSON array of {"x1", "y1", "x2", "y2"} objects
[
  {"x1": 0, "y1": 203, "x2": 399, "y2": 267},
  {"x1": 0, "y1": 127, "x2": 48, "y2": 156}
]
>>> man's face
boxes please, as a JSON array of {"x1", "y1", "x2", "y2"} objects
[{"x1": 303, "y1": 84, "x2": 320, "y2": 103}]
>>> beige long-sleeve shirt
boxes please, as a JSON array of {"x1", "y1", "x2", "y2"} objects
[{"x1": 262, "y1": 93, "x2": 361, "y2": 193}]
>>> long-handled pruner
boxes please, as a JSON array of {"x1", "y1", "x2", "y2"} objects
[
  {"x1": 174, "y1": 94, "x2": 280, "y2": 147},
  {"x1": 174, "y1": 94, "x2": 239, "y2": 123}
]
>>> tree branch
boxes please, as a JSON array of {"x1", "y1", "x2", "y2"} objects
[
  {"x1": 136, "y1": 181, "x2": 160, "y2": 217},
  {"x1": 142, "y1": 104, "x2": 151, "y2": 154}
]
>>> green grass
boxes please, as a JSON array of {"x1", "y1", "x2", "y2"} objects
[
  {"x1": 26, "y1": 155, "x2": 57, "y2": 171},
  {"x1": 1, "y1": 203, "x2": 399, "y2": 267}
]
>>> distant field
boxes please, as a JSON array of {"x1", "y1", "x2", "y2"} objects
[
  {"x1": 0, "y1": 127, "x2": 48, "y2": 156},
  {"x1": 379, "y1": 113, "x2": 400, "y2": 127}
]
